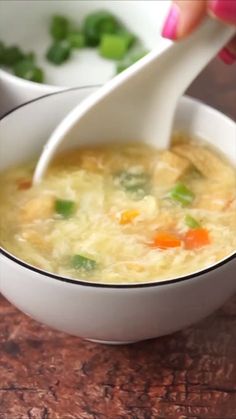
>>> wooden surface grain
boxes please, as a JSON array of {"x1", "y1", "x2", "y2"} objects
[{"x1": 0, "y1": 58, "x2": 236, "y2": 419}]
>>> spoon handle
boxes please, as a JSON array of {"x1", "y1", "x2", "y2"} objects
[
  {"x1": 138, "y1": 18, "x2": 235, "y2": 149},
  {"x1": 161, "y1": 18, "x2": 236, "y2": 98}
]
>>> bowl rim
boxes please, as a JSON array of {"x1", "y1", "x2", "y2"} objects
[
  {"x1": 0, "y1": 68, "x2": 64, "y2": 93},
  {"x1": 0, "y1": 86, "x2": 235, "y2": 289}
]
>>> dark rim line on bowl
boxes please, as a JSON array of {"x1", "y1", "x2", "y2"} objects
[{"x1": 0, "y1": 87, "x2": 235, "y2": 289}]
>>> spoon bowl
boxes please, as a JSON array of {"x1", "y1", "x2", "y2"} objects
[{"x1": 33, "y1": 18, "x2": 235, "y2": 184}]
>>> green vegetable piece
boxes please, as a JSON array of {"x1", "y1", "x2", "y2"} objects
[
  {"x1": 99, "y1": 34, "x2": 130, "y2": 60},
  {"x1": 14, "y1": 60, "x2": 44, "y2": 83},
  {"x1": 46, "y1": 41, "x2": 71, "y2": 65},
  {"x1": 169, "y1": 183, "x2": 195, "y2": 206},
  {"x1": 55, "y1": 199, "x2": 76, "y2": 217},
  {"x1": 116, "y1": 170, "x2": 149, "y2": 198},
  {"x1": 116, "y1": 29, "x2": 136, "y2": 49},
  {"x1": 2, "y1": 46, "x2": 24, "y2": 67},
  {"x1": 116, "y1": 61, "x2": 130, "y2": 74},
  {"x1": 24, "y1": 52, "x2": 36, "y2": 62},
  {"x1": 50, "y1": 15, "x2": 69, "y2": 40},
  {"x1": 116, "y1": 49, "x2": 148, "y2": 74},
  {"x1": 185, "y1": 215, "x2": 201, "y2": 229},
  {"x1": 71, "y1": 254, "x2": 97, "y2": 271},
  {"x1": 83, "y1": 10, "x2": 120, "y2": 47},
  {"x1": 0, "y1": 41, "x2": 5, "y2": 64},
  {"x1": 131, "y1": 50, "x2": 149, "y2": 61},
  {"x1": 67, "y1": 31, "x2": 85, "y2": 49}
]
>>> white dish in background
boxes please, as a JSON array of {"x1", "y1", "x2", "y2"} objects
[
  {"x1": 0, "y1": 0, "x2": 171, "y2": 115},
  {"x1": 0, "y1": 87, "x2": 235, "y2": 344}
]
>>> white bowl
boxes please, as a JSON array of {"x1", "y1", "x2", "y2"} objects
[
  {"x1": 0, "y1": 0, "x2": 171, "y2": 115},
  {"x1": 0, "y1": 87, "x2": 235, "y2": 344}
]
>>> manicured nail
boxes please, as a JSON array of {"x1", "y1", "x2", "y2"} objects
[
  {"x1": 218, "y1": 47, "x2": 236, "y2": 64},
  {"x1": 161, "y1": 4, "x2": 180, "y2": 40},
  {"x1": 209, "y1": 0, "x2": 236, "y2": 25}
]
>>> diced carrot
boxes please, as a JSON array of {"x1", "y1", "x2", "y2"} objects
[
  {"x1": 17, "y1": 179, "x2": 32, "y2": 190},
  {"x1": 120, "y1": 209, "x2": 140, "y2": 224},
  {"x1": 184, "y1": 228, "x2": 210, "y2": 249},
  {"x1": 151, "y1": 231, "x2": 181, "y2": 249}
]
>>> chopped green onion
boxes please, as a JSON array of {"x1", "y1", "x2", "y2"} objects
[
  {"x1": 50, "y1": 15, "x2": 69, "y2": 40},
  {"x1": 24, "y1": 52, "x2": 36, "y2": 62},
  {"x1": 99, "y1": 34, "x2": 130, "y2": 60},
  {"x1": 67, "y1": 31, "x2": 85, "y2": 49},
  {"x1": 185, "y1": 215, "x2": 201, "y2": 229},
  {"x1": 46, "y1": 41, "x2": 71, "y2": 64},
  {"x1": 115, "y1": 170, "x2": 150, "y2": 198},
  {"x1": 83, "y1": 10, "x2": 120, "y2": 47},
  {"x1": 116, "y1": 29, "x2": 136, "y2": 49},
  {"x1": 2, "y1": 46, "x2": 24, "y2": 66},
  {"x1": 71, "y1": 254, "x2": 97, "y2": 271},
  {"x1": 0, "y1": 41, "x2": 5, "y2": 64},
  {"x1": 116, "y1": 49, "x2": 148, "y2": 74},
  {"x1": 14, "y1": 60, "x2": 44, "y2": 83},
  {"x1": 55, "y1": 199, "x2": 76, "y2": 217},
  {"x1": 169, "y1": 183, "x2": 195, "y2": 206}
]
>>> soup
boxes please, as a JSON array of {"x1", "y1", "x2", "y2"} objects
[{"x1": 0, "y1": 135, "x2": 235, "y2": 284}]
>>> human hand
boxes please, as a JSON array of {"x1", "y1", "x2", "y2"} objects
[{"x1": 161, "y1": 0, "x2": 236, "y2": 64}]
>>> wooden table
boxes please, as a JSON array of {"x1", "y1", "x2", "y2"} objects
[{"x1": 0, "y1": 58, "x2": 236, "y2": 419}]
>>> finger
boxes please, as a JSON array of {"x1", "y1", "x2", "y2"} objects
[
  {"x1": 162, "y1": 0, "x2": 207, "y2": 40},
  {"x1": 207, "y1": 0, "x2": 236, "y2": 65},
  {"x1": 218, "y1": 36, "x2": 236, "y2": 64},
  {"x1": 176, "y1": 0, "x2": 207, "y2": 38},
  {"x1": 226, "y1": 37, "x2": 236, "y2": 55},
  {"x1": 208, "y1": 0, "x2": 236, "y2": 25}
]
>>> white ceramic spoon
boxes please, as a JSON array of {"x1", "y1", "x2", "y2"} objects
[{"x1": 33, "y1": 18, "x2": 235, "y2": 184}]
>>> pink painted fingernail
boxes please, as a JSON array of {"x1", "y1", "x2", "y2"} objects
[
  {"x1": 161, "y1": 4, "x2": 180, "y2": 40},
  {"x1": 218, "y1": 47, "x2": 236, "y2": 64},
  {"x1": 209, "y1": 0, "x2": 236, "y2": 25}
]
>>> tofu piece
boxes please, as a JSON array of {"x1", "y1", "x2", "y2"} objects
[
  {"x1": 196, "y1": 195, "x2": 226, "y2": 211},
  {"x1": 153, "y1": 151, "x2": 190, "y2": 185},
  {"x1": 20, "y1": 196, "x2": 54, "y2": 223},
  {"x1": 125, "y1": 262, "x2": 145, "y2": 273},
  {"x1": 196, "y1": 190, "x2": 234, "y2": 211},
  {"x1": 228, "y1": 198, "x2": 236, "y2": 210},
  {"x1": 173, "y1": 144, "x2": 235, "y2": 184},
  {"x1": 21, "y1": 230, "x2": 51, "y2": 252}
]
